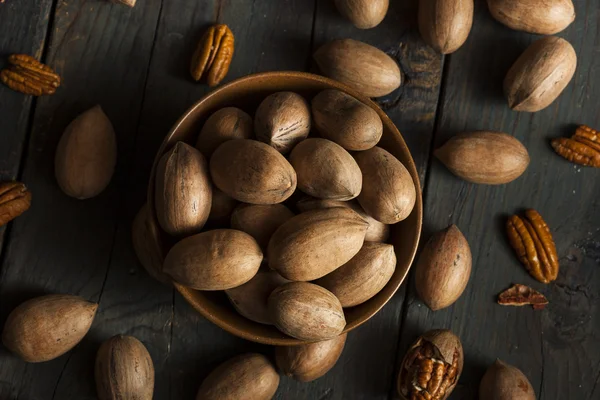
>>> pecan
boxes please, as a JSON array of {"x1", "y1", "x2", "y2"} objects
[
  {"x1": 506, "y1": 209, "x2": 559, "y2": 284},
  {"x1": 551, "y1": 125, "x2": 600, "y2": 168},
  {"x1": 1, "y1": 54, "x2": 60, "y2": 96},
  {"x1": 0, "y1": 182, "x2": 32, "y2": 226},
  {"x1": 190, "y1": 24, "x2": 234, "y2": 87},
  {"x1": 498, "y1": 284, "x2": 548, "y2": 310},
  {"x1": 111, "y1": 0, "x2": 136, "y2": 7}
]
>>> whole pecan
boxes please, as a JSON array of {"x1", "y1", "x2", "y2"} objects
[
  {"x1": 0, "y1": 182, "x2": 32, "y2": 226},
  {"x1": 190, "y1": 24, "x2": 234, "y2": 87},
  {"x1": 1, "y1": 54, "x2": 61, "y2": 96},
  {"x1": 498, "y1": 284, "x2": 548, "y2": 310},
  {"x1": 506, "y1": 209, "x2": 559, "y2": 283},
  {"x1": 551, "y1": 125, "x2": 600, "y2": 168}
]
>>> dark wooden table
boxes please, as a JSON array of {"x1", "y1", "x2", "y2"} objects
[{"x1": 0, "y1": 1, "x2": 598, "y2": 399}]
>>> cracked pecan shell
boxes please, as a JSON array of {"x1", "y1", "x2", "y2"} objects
[
  {"x1": 551, "y1": 125, "x2": 600, "y2": 167},
  {"x1": 1, "y1": 54, "x2": 60, "y2": 96},
  {"x1": 506, "y1": 209, "x2": 559, "y2": 283},
  {"x1": 190, "y1": 24, "x2": 234, "y2": 86},
  {"x1": 0, "y1": 181, "x2": 32, "y2": 226},
  {"x1": 398, "y1": 329, "x2": 463, "y2": 400},
  {"x1": 498, "y1": 284, "x2": 548, "y2": 310}
]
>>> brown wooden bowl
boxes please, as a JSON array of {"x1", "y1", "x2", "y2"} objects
[{"x1": 147, "y1": 71, "x2": 422, "y2": 346}]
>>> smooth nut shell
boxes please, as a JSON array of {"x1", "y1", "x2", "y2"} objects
[
  {"x1": 55, "y1": 105, "x2": 117, "y2": 199},
  {"x1": 195, "y1": 107, "x2": 253, "y2": 156},
  {"x1": 275, "y1": 333, "x2": 347, "y2": 382},
  {"x1": 434, "y1": 131, "x2": 530, "y2": 184},
  {"x1": 504, "y1": 36, "x2": 577, "y2": 112},
  {"x1": 355, "y1": 146, "x2": 416, "y2": 224},
  {"x1": 268, "y1": 282, "x2": 346, "y2": 341},
  {"x1": 312, "y1": 89, "x2": 383, "y2": 151},
  {"x1": 289, "y1": 138, "x2": 362, "y2": 200},
  {"x1": 95, "y1": 335, "x2": 154, "y2": 400},
  {"x1": 296, "y1": 197, "x2": 389, "y2": 242},
  {"x1": 196, "y1": 353, "x2": 279, "y2": 400},
  {"x1": 210, "y1": 139, "x2": 297, "y2": 204},
  {"x1": 316, "y1": 242, "x2": 396, "y2": 307},
  {"x1": 155, "y1": 142, "x2": 212, "y2": 236},
  {"x1": 418, "y1": 0, "x2": 474, "y2": 54},
  {"x1": 314, "y1": 39, "x2": 401, "y2": 98},
  {"x1": 487, "y1": 0, "x2": 575, "y2": 35},
  {"x1": 254, "y1": 92, "x2": 311, "y2": 154},
  {"x1": 268, "y1": 207, "x2": 368, "y2": 281},
  {"x1": 132, "y1": 204, "x2": 171, "y2": 285},
  {"x1": 208, "y1": 188, "x2": 238, "y2": 223},
  {"x1": 479, "y1": 359, "x2": 536, "y2": 400},
  {"x1": 334, "y1": 0, "x2": 388, "y2": 29},
  {"x1": 231, "y1": 203, "x2": 294, "y2": 250},
  {"x1": 163, "y1": 229, "x2": 262, "y2": 290},
  {"x1": 2, "y1": 294, "x2": 98, "y2": 362},
  {"x1": 415, "y1": 225, "x2": 472, "y2": 311},
  {"x1": 225, "y1": 269, "x2": 290, "y2": 325}
]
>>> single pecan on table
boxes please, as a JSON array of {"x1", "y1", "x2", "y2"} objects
[
  {"x1": 1, "y1": 54, "x2": 61, "y2": 96},
  {"x1": 551, "y1": 125, "x2": 600, "y2": 168},
  {"x1": 506, "y1": 209, "x2": 559, "y2": 284},
  {"x1": 190, "y1": 24, "x2": 234, "y2": 87},
  {"x1": 498, "y1": 284, "x2": 548, "y2": 310},
  {"x1": 0, "y1": 182, "x2": 32, "y2": 227}
]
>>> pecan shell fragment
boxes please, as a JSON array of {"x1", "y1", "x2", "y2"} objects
[
  {"x1": 498, "y1": 284, "x2": 548, "y2": 310},
  {"x1": 0, "y1": 182, "x2": 32, "y2": 226},
  {"x1": 190, "y1": 24, "x2": 234, "y2": 86},
  {"x1": 551, "y1": 125, "x2": 600, "y2": 167},
  {"x1": 506, "y1": 209, "x2": 559, "y2": 284},
  {"x1": 1, "y1": 54, "x2": 60, "y2": 96}
]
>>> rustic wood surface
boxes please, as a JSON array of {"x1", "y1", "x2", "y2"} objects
[{"x1": 0, "y1": 1, "x2": 598, "y2": 399}]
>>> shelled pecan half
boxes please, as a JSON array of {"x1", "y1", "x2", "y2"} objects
[
  {"x1": 0, "y1": 182, "x2": 32, "y2": 226},
  {"x1": 506, "y1": 209, "x2": 559, "y2": 283},
  {"x1": 551, "y1": 125, "x2": 600, "y2": 167},
  {"x1": 398, "y1": 330, "x2": 463, "y2": 400},
  {"x1": 498, "y1": 284, "x2": 548, "y2": 310},
  {"x1": 1, "y1": 54, "x2": 61, "y2": 96},
  {"x1": 190, "y1": 24, "x2": 234, "y2": 87}
]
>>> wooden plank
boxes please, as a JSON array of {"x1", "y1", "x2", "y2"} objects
[
  {"x1": 397, "y1": 2, "x2": 600, "y2": 399},
  {"x1": 0, "y1": 1, "x2": 165, "y2": 398}
]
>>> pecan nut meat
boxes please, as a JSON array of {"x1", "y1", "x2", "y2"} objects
[
  {"x1": 0, "y1": 182, "x2": 32, "y2": 226},
  {"x1": 190, "y1": 24, "x2": 234, "y2": 87},
  {"x1": 498, "y1": 284, "x2": 548, "y2": 310},
  {"x1": 1, "y1": 54, "x2": 61, "y2": 96},
  {"x1": 506, "y1": 209, "x2": 559, "y2": 284},
  {"x1": 551, "y1": 125, "x2": 600, "y2": 168}
]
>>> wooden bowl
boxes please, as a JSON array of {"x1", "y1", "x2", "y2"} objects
[{"x1": 148, "y1": 71, "x2": 422, "y2": 345}]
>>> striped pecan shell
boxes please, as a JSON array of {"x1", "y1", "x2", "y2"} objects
[{"x1": 190, "y1": 24, "x2": 234, "y2": 86}]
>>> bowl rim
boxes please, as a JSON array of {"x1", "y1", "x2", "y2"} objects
[{"x1": 148, "y1": 71, "x2": 423, "y2": 345}]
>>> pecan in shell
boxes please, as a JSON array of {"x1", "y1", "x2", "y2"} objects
[
  {"x1": 0, "y1": 182, "x2": 32, "y2": 226},
  {"x1": 498, "y1": 284, "x2": 548, "y2": 310},
  {"x1": 551, "y1": 125, "x2": 600, "y2": 168},
  {"x1": 506, "y1": 209, "x2": 559, "y2": 284},
  {"x1": 1, "y1": 54, "x2": 60, "y2": 96},
  {"x1": 190, "y1": 24, "x2": 234, "y2": 87}
]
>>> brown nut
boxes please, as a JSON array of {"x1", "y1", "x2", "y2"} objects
[
  {"x1": 254, "y1": 92, "x2": 311, "y2": 154},
  {"x1": 0, "y1": 181, "x2": 32, "y2": 227},
  {"x1": 479, "y1": 359, "x2": 536, "y2": 400},
  {"x1": 196, "y1": 353, "x2": 279, "y2": 400},
  {"x1": 207, "y1": 188, "x2": 238, "y2": 224},
  {"x1": 190, "y1": 24, "x2": 234, "y2": 87},
  {"x1": 398, "y1": 329, "x2": 464, "y2": 400},
  {"x1": 230, "y1": 203, "x2": 294, "y2": 251},
  {"x1": 1, "y1": 54, "x2": 60, "y2": 96},
  {"x1": 275, "y1": 333, "x2": 347, "y2": 382},
  {"x1": 311, "y1": 89, "x2": 383, "y2": 151},
  {"x1": 314, "y1": 39, "x2": 401, "y2": 98},
  {"x1": 551, "y1": 125, "x2": 600, "y2": 168},
  {"x1": 418, "y1": 0, "x2": 474, "y2": 54},
  {"x1": 434, "y1": 131, "x2": 530, "y2": 184},
  {"x1": 506, "y1": 209, "x2": 559, "y2": 283},
  {"x1": 415, "y1": 225, "x2": 472, "y2": 311},
  {"x1": 333, "y1": 0, "x2": 388, "y2": 29},
  {"x1": 132, "y1": 204, "x2": 171, "y2": 285},
  {"x1": 196, "y1": 107, "x2": 253, "y2": 157},
  {"x1": 497, "y1": 284, "x2": 548, "y2": 310},
  {"x1": 2, "y1": 294, "x2": 98, "y2": 362},
  {"x1": 487, "y1": 0, "x2": 574, "y2": 35},
  {"x1": 95, "y1": 335, "x2": 154, "y2": 400},
  {"x1": 504, "y1": 36, "x2": 577, "y2": 112},
  {"x1": 111, "y1": 0, "x2": 136, "y2": 7}
]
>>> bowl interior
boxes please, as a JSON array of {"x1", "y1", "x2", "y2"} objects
[{"x1": 148, "y1": 72, "x2": 423, "y2": 346}]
